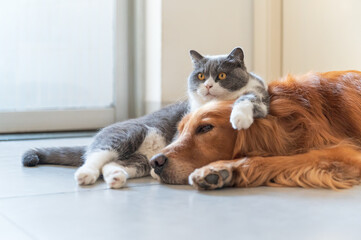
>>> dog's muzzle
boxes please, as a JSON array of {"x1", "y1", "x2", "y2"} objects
[{"x1": 150, "y1": 153, "x2": 168, "y2": 175}]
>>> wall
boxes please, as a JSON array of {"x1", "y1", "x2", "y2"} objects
[
  {"x1": 145, "y1": 0, "x2": 162, "y2": 113},
  {"x1": 283, "y1": 0, "x2": 361, "y2": 75},
  {"x1": 145, "y1": 0, "x2": 254, "y2": 111}
]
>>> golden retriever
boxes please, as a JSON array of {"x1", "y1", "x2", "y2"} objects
[{"x1": 150, "y1": 70, "x2": 361, "y2": 190}]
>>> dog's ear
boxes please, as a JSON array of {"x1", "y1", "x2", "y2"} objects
[{"x1": 231, "y1": 132, "x2": 245, "y2": 159}]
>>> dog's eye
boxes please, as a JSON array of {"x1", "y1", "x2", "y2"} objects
[{"x1": 195, "y1": 124, "x2": 214, "y2": 134}]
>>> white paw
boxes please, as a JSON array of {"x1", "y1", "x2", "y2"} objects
[
  {"x1": 74, "y1": 167, "x2": 100, "y2": 185},
  {"x1": 104, "y1": 169, "x2": 128, "y2": 189},
  {"x1": 230, "y1": 101, "x2": 254, "y2": 130},
  {"x1": 150, "y1": 169, "x2": 160, "y2": 181},
  {"x1": 230, "y1": 110, "x2": 253, "y2": 130}
]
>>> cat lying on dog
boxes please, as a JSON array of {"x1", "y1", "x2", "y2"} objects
[
  {"x1": 150, "y1": 71, "x2": 361, "y2": 190},
  {"x1": 22, "y1": 47, "x2": 269, "y2": 189}
]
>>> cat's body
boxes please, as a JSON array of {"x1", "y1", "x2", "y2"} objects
[
  {"x1": 22, "y1": 47, "x2": 269, "y2": 188},
  {"x1": 23, "y1": 102, "x2": 188, "y2": 188}
]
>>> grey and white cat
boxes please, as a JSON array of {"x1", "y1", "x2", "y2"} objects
[
  {"x1": 22, "y1": 47, "x2": 269, "y2": 188},
  {"x1": 188, "y1": 47, "x2": 269, "y2": 129}
]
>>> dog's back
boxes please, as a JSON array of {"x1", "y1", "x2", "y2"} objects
[{"x1": 267, "y1": 70, "x2": 361, "y2": 149}]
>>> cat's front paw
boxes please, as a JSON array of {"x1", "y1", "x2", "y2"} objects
[
  {"x1": 74, "y1": 167, "x2": 100, "y2": 185},
  {"x1": 230, "y1": 111, "x2": 253, "y2": 130},
  {"x1": 230, "y1": 103, "x2": 254, "y2": 130}
]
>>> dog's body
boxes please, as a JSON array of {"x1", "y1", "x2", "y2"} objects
[{"x1": 150, "y1": 70, "x2": 361, "y2": 190}]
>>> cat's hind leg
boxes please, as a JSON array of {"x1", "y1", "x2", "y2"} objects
[
  {"x1": 75, "y1": 150, "x2": 118, "y2": 185},
  {"x1": 102, "y1": 153, "x2": 150, "y2": 189}
]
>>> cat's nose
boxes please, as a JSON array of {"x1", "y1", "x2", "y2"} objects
[
  {"x1": 205, "y1": 84, "x2": 213, "y2": 90},
  {"x1": 150, "y1": 153, "x2": 168, "y2": 175}
]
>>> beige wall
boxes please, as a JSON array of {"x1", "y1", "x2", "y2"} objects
[
  {"x1": 283, "y1": 0, "x2": 361, "y2": 75},
  {"x1": 145, "y1": 0, "x2": 254, "y2": 109},
  {"x1": 146, "y1": 0, "x2": 361, "y2": 112}
]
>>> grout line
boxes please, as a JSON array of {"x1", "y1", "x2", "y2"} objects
[
  {"x1": 0, "y1": 211, "x2": 38, "y2": 240},
  {"x1": 0, "y1": 188, "x2": 107, "y2": 201},
  {"x1": 0, "y1": 182, "x2": 161, "y2": 200}
]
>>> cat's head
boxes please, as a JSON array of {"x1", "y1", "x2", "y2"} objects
[{"x1": 188, "y1": 47, "x2": 249, "y2": 104}]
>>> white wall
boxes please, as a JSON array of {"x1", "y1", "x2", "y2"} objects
[
  {"x1": 283, "y1": 0, "x2": 361, "y2": 75},
  {"x1": 145, "y1": 0, "x2": 162, "y2": 113},
  {"x1": 145, "y1": 0, "x2": 254, "y2": 109}
]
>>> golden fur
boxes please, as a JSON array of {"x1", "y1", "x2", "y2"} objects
[{"x1": 156, "y1": 70, "x2": 361, "y2": 190}]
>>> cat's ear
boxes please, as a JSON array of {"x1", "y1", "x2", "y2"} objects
[
  {"x1": 189, "y1": 50, "x2": 204, "y2": 64},
  {"x1": 228, "y1": 47, "x2": 244, "y2": 61}
]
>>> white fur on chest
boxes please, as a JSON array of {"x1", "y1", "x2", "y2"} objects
[{"x1": 137, "y1": 127, "x2": 166, "y2": 160}]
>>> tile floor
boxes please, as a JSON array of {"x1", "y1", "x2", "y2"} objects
[{"x1": 1, "y1": 137, "x2": 361, "y2": 240}]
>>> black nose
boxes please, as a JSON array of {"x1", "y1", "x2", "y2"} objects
[{"x1": 150, "y1": 153, "x2": 168, "y2": 175}]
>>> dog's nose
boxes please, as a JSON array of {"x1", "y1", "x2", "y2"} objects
[{"x1": 150, "y1": 153, "x2": 168, "y2": 174}]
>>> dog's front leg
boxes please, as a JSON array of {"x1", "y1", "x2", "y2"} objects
[
  {"x1": 189, "y1": 144, "x2": 361, "y2": 190},
  {"x1": 188, "y1": 159, "x2": 241, "y2": 190}
]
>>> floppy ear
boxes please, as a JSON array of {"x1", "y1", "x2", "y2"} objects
[
  {"x1": 231, "y1": 131, "x2": 245, "y2": 159},
  {"x1": 227, "y1": 47, "x2": 244, "y2": 62},
  {"x1": 189, "y1": 50, "x2": 204, "y2": 65}
]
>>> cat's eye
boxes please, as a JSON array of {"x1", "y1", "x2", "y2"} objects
[
  {"x1": 218, "y1": 72, "x2": 227, "y2": 80},
  {"x1": 197, "y1": 73, "x2": 205, "y2": 80}
]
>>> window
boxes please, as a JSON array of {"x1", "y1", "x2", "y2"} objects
[{"x1": 0, "y1": 0, "x2": 130, "y2": 133}]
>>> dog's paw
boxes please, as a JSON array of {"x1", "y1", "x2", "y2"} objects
[
  {"x1": 74, "y1": 167, "x2": 100, "y2": 185},
  {"x1": 189, "y1": 165, "x2": 233, "y2": 190},
  {"x1": 150, "y1": 169, "x2": 160, "y2": 181},
  {"x1": 230, "y1": 101, "x2": 254, "y2": 130},
  {"x1": 104, "y1": 169, "x2": 128, "y2": 189}
]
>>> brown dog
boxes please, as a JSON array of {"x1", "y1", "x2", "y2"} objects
[{"x1": 150, "y1": 70, "x2": 361, "y2": 190}]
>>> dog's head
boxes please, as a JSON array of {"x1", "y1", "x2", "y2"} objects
[{"x1": 150, "y1": 101, "x2": 238, "y2": 184}]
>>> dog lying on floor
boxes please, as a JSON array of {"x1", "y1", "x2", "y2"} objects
[{"x1": 150, "y1": 70, "x2": 361, "y2": 190}]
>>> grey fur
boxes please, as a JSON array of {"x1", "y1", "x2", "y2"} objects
[
  {"x1": 235, "y1": 92, "x2": 269, "y2": 118},
  {"x1": 188, "y1": 47, "x2": 269, "y2": 120},
  {"x1": 22, "y1": 101, "x2": 189, "y2": 169},
  {"x1": 188, "y1": 48, "x2": 249, "y2": 93},
  {"x1": 114, "y1": 153, "x2": 150, "y2": 177},
  {"x1": 22, "y1": 146, "x2": 86, "y2": 167},
  {"x1": 250, "y1": 72, "x2": 267, "y2": 87},
  {"x1": 234, "y1": 73, "x2": 270, "y2": 118},
  {"x1": 189, "y1": 50, "x2": 204, "y2": 64}
]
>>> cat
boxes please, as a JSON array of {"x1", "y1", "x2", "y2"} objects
[
  {"x1": 188, "y1": 47, "x2": 269, "y2": 129},
  {"x1": 22, "y1": 102, "x2": 188, "y2": 189},
  {"x1": 22, "y1": 47, "x2": 269, "y2": 188}
]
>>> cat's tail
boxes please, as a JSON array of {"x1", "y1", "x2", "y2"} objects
[{"x1": 22, "y1": 146, "x2": 86, "y2": 167}]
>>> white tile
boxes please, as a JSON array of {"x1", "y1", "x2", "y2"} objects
[
  {"x1": 1, "y1": 185, "x2": 361, "y2": 240},
  {"x1": 2, "y1": 138, "x2": 361, "y2": 240},
  {"x1": 0, "y1": 214, "x2": 33, "y2": 240}
]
